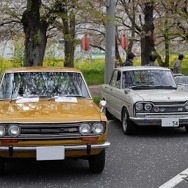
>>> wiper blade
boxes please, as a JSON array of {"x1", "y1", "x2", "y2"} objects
[
  {"x1": 154, "y1": 85, "x2": 177, "y2": 89},
  {"x1": 131, "y1": 85, "x2": 153, "y2": 90}
]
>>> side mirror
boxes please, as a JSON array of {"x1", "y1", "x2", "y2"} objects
[
  {"x1": 124, "y1": 89, "x2": 130, "y2": 94},
  {"x1": 99, "y1": 100, "x2": 107, "y2": 113}
]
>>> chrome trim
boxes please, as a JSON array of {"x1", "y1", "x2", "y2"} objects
[
  {"x1": 0, "y1": 141, "x2": 110, "y2": 152},
  {"x1": 130, "y1": 116, "x2": 188, "y2": 126}
]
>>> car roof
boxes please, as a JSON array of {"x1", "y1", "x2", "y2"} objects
[
  {"x1": 115, "y1": 66, "x2": 170, "y2": 71},
  {"x1": 3, "y1": 66, "x2": 81, "y2": 74}
]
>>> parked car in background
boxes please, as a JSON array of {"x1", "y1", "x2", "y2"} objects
[
  {"x1": 102, "y1": 66, "x2": 188, "y2": 135},
  {"x1": 0, "y1": 67, "x2": 110, "y2": 175},
  {"x1": 174, "y1": 75, "x2": 188, "y2": 91}
]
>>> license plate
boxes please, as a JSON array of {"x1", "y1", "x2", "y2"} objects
[
  {"x1": 36, "y1": 146, "x2": 65, "y2": 161},
  {"x1": 161, "y1": 118, "x2": 179, "y2": 127}
]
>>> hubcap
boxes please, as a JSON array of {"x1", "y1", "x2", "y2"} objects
[{"x1": 123, "y1": 111, "x2": 128, "y2": 132}]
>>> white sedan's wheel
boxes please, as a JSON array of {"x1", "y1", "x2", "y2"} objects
[
  {"x1": 185, "y1": 126, "x2": 188, "y2": 133},
  {"x1": 122, "y1": 108, "x2": 136, "y2": 135}
]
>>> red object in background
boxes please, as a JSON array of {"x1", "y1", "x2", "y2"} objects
[
  {"x1": 82, "y1": 34, "x2": 89, "y2": 51},
  {"x1": 120, "y1": 35, "x2": 127, "y2": 49}
]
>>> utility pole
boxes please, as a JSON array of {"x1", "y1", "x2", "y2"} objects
[{"x1": 105, "y1": 0, "x2": 115, "y2": 84}]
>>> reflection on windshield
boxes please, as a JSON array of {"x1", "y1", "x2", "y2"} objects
[
  {"x1": 0, "y1": 72, "x2": 90, "y2": 100},
  {"x1": 122, "y1": 70, "x2": 177, "y2": 89}
]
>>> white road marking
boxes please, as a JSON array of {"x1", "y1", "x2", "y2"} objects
[{"x1": 159, "y1": 168, "x2": 188, "y2": 188}]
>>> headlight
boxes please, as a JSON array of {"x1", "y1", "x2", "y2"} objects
[
  {"x1": 136, "y1": 103, "x2": 143, "y2": 111},
  {"x1": 153, "y1": 107, "x2": 160, "y2": 112},
  {"x1": 144, "y1": 103, "x2": 152, "y2": 111},
  {"x1": 92, "y1": 123, "x2": 104, "y2": 134},
  {"x1": 8, "y1": 125, "x2": 21, "y2": 137},
  {"x1": 185, "y1": 104, "x2": 188, "y2": 110},
  {"x1": 79, "y1": 123, "x2": 91, "y2": 135},
  {"x1": 0, "y1": 125, "x2": 6, "y2": 137}
]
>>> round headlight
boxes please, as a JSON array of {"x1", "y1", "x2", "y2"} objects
[
  {"x1": 153, "y1": 107, "x2": 160, "y2": 112},
  {"x1": 136, "y1": 103, "x2": 143, "y2": 111},
  {"x1": 79, "y1": 123, "x2": 91, "y2": 135},
  {"x1": 8, "y1": 125, "x2": 21, "y2": 137},
  {"x1": 144, "y1": 103, "x2": 152, "y2": 111},
  {"x1": 92, "y1": 123, "x2": 104, "y2": 134},
  {"x1": 0, "y1": 125, "x2": 6, "y2": 137},
  {"x1": 185, "y1": 105, "x2": 188, "y2": 110}
]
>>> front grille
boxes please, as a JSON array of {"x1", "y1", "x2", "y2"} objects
[
  {"x1": 0, "y1": 122, "x2": 105, "y2": 140},
  {"x1": 152, "y1": 101, "x2": 186, "y2": 106}
]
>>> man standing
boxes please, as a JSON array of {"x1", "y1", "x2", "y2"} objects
[
  {"x1": 173, "y1": 54, "x2": 184, "y2": 74},
  {"x1": 122, "y1": 52, "x2": 136, "y2": 66},
  {"x1": 147, "y1": 54, "x2": 157, "y2": 66}
]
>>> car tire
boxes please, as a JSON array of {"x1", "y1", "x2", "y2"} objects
[
  {"x1": 88, "y1": 150, "x2": 105, "y2": 173},
  {"x1": 105, "y1": 107, "x2": 113, "y2": 120},
  {"x1": 185, "y1": 126, "x2": 188, "y2": 133},
  {"x1": 0, "y1": 158, "x2": 5, "y2": 176},
  {"x1": 122, "y1": 108, "x2": 136, "y2": 135}
]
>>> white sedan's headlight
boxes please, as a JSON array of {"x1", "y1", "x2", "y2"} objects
[
  {"x1": 8, "y1": 125, "x2": 21, "y2": 137},
  {"x1": 144, "y1": 103, "x2": 153, "y2": 111},
  {"x1": 92, "y1": 123, "x2": 104, "y2": 134},
  {"x1": 136, "y1": 103, "x2": 143, "y2": 111},
  {"x1": 0, "y1": 125, "x2": 6, "y2": 137},
  {"x1": 79, "y1": 123, "x2": 91, "y2": 135},
  {"x1": 185, "y1": 103, "x2": 188, "y2": 110}
]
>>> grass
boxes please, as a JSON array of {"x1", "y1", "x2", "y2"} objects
[{"x1": 92, "y1": 95, "x2": 102, "y2": 105}]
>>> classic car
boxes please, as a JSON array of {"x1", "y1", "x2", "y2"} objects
[
  {"x1": 101, "y1": 66, "x2": 188, "y2": 135},
  {"x1": 0, "y1": 67, "x2": 110, "y2": 175}
]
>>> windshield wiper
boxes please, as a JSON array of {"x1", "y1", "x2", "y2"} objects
[
  {"x1": 131, "y1": 85, "x2": 154, "y2": 90},
  {"x1": 153, "y1": 85, "x2": 177, "y2": 89}
]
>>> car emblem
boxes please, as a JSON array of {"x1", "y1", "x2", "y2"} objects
[{"x1": 160, "y1": 108, "x2": 165, "y2": 112}]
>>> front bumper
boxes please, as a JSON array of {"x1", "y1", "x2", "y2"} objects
[
  {"x1": 0, "y1": 141, "x2": 110, "y2": 153},
  {"x1": 130, "y1": 116, "x2": 188, "y2": 126}
]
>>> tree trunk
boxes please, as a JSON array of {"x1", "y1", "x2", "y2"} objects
[
  {"x1": 62, "y1": 2, "x2": 76, "y2": 67},
  {"x1": 22, "y1": 0, "x2": 48, "y2": 67},
  {"x1": 141, "y1": 3, "x2": 154, "y2": 65}
]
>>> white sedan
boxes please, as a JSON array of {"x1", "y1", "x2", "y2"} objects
[{"x1": 102, "y1": 66, "x2": 188, "y2": 135}]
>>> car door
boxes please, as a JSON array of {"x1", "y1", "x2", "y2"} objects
[{"x1": 105, "y1": 70, "x2": 122, "y2": 119}]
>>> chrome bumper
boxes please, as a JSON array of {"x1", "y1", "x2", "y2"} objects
[
  {"x1": 0, "y1": 141, "x2": 110, "y2": 152},
  {"x1": 130, "y1": 117, "x2": 188, "y2": 126}
]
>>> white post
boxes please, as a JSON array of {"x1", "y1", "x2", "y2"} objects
[{"x1": 105, "y1": 0, "x2": 115, "y2": 84}]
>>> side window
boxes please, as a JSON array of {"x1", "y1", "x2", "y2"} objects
[{"x1": 109, "y1": 70, "x2": 121, "y2": 88}]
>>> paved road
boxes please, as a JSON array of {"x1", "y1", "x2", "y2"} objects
[{"x1": 1, "y1": 119, "x2": 188, "y2": 188}]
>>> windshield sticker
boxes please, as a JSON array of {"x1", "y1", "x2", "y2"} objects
[
  {"x1": 16, "y1": 97, "x2": 39, "y2": 103},
  {"x1": 55, "y1": 97, "x2": 77, "y2": 103}
]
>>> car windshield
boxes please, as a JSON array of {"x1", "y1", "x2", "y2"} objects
[
  {"x1": 122, "y1": 70, "x2": 177, "y2": 89},
  {"x1": 0, "y1": 72, "x2": 90, "y2": 100}
]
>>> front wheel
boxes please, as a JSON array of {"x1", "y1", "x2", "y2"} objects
[
  {"x1": 0, "y1": 158, "x2": 5, "y2": 176},
  {"x1": 185, "y1": 126, "x2": 188, "y2": 133},
  {"x1": 122, "y1": 108, "x2": 136, "y2": 135},
  {"x1": 105, "y1": 107, "x2": 113, "y2": 120},
  {"x1": 88, "y1": 150, "x2": 105, "y2": 173}
]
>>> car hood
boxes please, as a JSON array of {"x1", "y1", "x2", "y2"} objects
[
  {"x1": 0, "y1": 99, "x2": 102, "y2": 122},
  {"x1": 131, "y1": 89, "x2": 188, "y2": 102}
]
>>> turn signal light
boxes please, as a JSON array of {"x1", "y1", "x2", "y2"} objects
[
  {"x1": 82, "y1": 137, "x2": 98, "y2": 141},
  {"x1": 0, "y1": 139, "x2": 18, "y2": 143}
]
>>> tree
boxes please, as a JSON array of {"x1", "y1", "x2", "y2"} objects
[
  {"x1": 140, "y1": 1, "x2": 155, "y2": 65},
  {"x1": 22, "y1": 0, "x2": 48, "y2": 66}
]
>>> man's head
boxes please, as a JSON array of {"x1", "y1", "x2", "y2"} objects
[
  {"x1": 127, "y1": 52, "x2": 135, "y2": 60},
  {"x1": 178, "y1": 54, "x2": 184, "y2": 60},
  {"x1": 150, "y1": 54, "x2": 157, "y2": 62}
]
